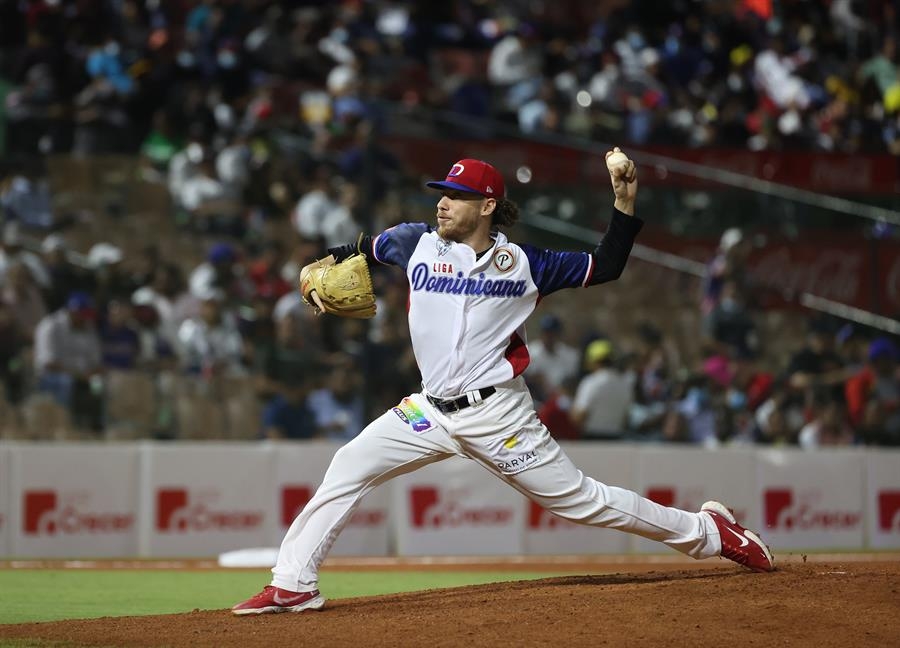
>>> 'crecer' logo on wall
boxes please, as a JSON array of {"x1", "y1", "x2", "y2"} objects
[
  {"x1": 281, "y1": 486, "x2": 384, "y2": 529},
  {"x1": 527, "y1": 501, "x2": 576, "y2": 530},
  {"x1": 646, "y1": 487, "x2": 676, "y2": 507},
  {"x1": 646, "y1": 487, "x2": 748, "y2": 524},
  {"x1": 764, "y1": 489, "x2": 861, "y2": 531},
  {"x1": 24, "y1": 491, "x2": 55, "y2": 533},
  {"x1": 410, "y1": 486, "x2": 512, "y2": 528},
  {"x1": 23, "y1": 490, "x2": 133, "y2": 535},
  {"x1": 282, "y1": 486, "x2": 313, "y2": 527},
  {"x1": 156, "y1": 488, "x2": 263, "y2": 533},
  {"x1": 878, "y1": 491, "x2": 900, "y2": 532}
]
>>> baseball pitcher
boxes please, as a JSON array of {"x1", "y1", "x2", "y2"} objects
[{"x1": 232, "y1": 148, "x2": 774, "y2": 615}]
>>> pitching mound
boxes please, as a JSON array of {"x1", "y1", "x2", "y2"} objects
[{"x1": 2, "y1": 561, "x2": 897, "y2": 647}]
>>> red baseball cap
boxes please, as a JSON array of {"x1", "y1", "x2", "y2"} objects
[{"x1": 426, "y1": 159, "x2": 506, "y2": 198}]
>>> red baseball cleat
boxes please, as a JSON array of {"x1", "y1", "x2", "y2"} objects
[
  {"x1": 701, "y1": 501, "x2": 775, "y2": 573},
  {"x1": 231, "y1": 586, "x2": 325, "y2": 615}
]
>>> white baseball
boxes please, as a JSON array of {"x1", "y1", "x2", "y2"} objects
[{"x1": 606, "y1": 150, "x2": 630, "y2": 174}]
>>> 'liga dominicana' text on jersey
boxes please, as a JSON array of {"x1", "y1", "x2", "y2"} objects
[{"x1": 372, "y1": 223, "x2": 594, "y2": 398}]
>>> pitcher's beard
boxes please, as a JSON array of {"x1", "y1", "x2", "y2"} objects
[{"x1": 437, "y1": 215, "x2": 478, "y2": 243}]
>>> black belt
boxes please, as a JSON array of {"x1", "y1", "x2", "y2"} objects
[{"x1": 426, "y1": 386, "x2": 496, "y2": 413}]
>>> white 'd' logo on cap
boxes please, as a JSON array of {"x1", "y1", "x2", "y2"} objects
[{"x1": 449, "y1": 163, "x2": 465, "y2": 177}]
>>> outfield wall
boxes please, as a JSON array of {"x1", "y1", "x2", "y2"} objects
[{"x1": 1, "y1": 442, "x2": 899, "y2": 558}]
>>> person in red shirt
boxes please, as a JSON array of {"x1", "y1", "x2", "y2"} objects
[
  {"x1": 845, "y1": 338, "x2": 900, "y2": 446},
  {"x1": 248, "y1": 240, "x2": 292, "y2": 301},
  {"x1": 537, "y1": 375, "x2": 581, "y2": 440}
]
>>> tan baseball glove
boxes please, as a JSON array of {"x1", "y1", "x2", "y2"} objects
[{"x1": 299, "y1": 253, "x2": 376, "y2": 319}]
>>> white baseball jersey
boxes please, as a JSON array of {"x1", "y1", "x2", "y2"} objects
[
  {"x1": 269, "y1": 213, "x2": 724, "y2": 596},
  {"x1": 372, "y1": 224, "x2": 594, "y2": 398}
]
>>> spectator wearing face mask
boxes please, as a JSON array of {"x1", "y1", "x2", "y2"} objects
[
  {"x1": 701, "y1": 228, "x2": 754, "y2": 316},
  {"x1": 702, "y1": 280, "x2": 759, "y2": 359}
]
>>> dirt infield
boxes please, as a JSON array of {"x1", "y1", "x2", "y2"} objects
[{"x1": 2, "y1": 556, "x2": 898, "y2": 647}]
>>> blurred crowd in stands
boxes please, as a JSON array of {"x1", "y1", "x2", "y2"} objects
[
  {"x1": 0, "y1": 0, "x2": 898, "y2": 446},
  {"x1": 526, "y1": 226, "x2": 900, "y2": 449},
  {"x1": 1, "y1": 0, "x2": 899, "y2": 157},
  {"x1": 1, "y1": 208, "x2": 898, "y2": 447},
  {"x1": 0, "y1": 215, "x2": 405, "y2": 441}
]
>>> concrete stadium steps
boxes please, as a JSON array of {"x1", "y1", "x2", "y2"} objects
[{"x1": 46, "y1": 154, "x2": 178, "y2": 266}]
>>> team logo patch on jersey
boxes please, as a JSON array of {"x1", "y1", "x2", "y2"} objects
[
  {"x1": 492, "y1": 247, "x2": 515, "y2": 272},
  {"x1": 392, "y1": 398, "x2": 434, "y2": 433},
  {"x1": 436, "y1": 238, "x2": 452, "y2": 257}
]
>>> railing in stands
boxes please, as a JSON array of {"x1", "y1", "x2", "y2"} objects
[
  {"x1": 386, "y1": 105, "x2": 900, "y2": 333},
  {"x1": 383, "y1": 102, "x2": 900, "y2": 225}
]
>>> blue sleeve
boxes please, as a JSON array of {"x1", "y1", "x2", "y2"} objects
[
  {"x1": 522, "y1": 246, "x2": 592, "y2": 296},
  {"x1": 373, "y1": 223, "x2": 429, "y2": 269}
]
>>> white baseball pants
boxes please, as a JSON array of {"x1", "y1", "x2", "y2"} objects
[{"x1": 271, "y1": 377, "x2": 721, "y2": 592}]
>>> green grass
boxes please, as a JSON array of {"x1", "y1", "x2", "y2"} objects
[{"x1": 0, "y1": 570, "x2": 570, "y2": 624}]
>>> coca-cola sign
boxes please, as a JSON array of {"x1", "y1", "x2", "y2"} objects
[
  {"x1": 383, "y1": 137, "x2": 899, "y2": 194},
  {"x1": 638, "y1": 233, "x2": 900, "y2": 314},
  {"x1": 752, "y1": 247, "x2": 862, "y2": 303}
]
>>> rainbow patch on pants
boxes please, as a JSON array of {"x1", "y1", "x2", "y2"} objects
[{"x1": 392, "y1": 398, "x2": 433, "y2": 433}]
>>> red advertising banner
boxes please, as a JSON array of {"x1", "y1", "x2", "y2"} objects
[
  {"x1": 756, "y1": 449, "x2": 865, "y2": 550},
  {"x1": 638, "y1": 232, "x2": 900, "y2": 314},
  {"x1": 10, "y1": 445, "x2": 140, "y2": 557},
  {"x1": 524, "y1": 443, "x2": 633, "y2": 554},
  {"x1": 141, "y1": 445, "x2": 272, "y2": 557},
  {"x1": 383, "y1": 137, "x2": 900, "y2": 194},
  {"x1": 384, "y1": 136, "x2": 898, "y2": 314},
  {"x1": 866, "y1": 451, "x2": 900, "y2": 549},
  {"x1": 1, "y1": 443, "x2": 898, "y2": 557},
  {"x1": 638, "y1": 147, "x2": 899, "y2": 194},
  {"x1": 272, "y1": 442, "x2": 390, "y2": 556},
  {"x1": 393, "y1": 460, "x2": 524, "y2": 556}
]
